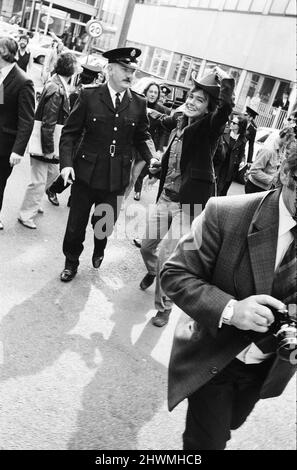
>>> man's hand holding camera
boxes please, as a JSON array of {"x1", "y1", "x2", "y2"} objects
[{"x1": 230, "y1": 295, "x2": 285, "y2": 333}]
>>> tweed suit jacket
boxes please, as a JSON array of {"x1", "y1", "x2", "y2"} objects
[{"x1": 160, "y1": 188, "x2": 296, "y2": 410}]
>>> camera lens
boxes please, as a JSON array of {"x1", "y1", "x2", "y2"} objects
[{"x1": 276, "y1": 325, "x2": 297, "y2": 361}]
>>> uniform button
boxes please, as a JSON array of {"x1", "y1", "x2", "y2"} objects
[
  {"x1": 112, "y1": 140, "x2": 116, "y2": 144},
  {"x1": 114, "y1": 127, "x2": 117, "y2": 131},
  {"x1": 132, "y1": 123, "x2": 135, "y2": 126},
  {"x1": 210, "y1": 367, "x2": 218, "y2": 375},
  {"x1": 93, "y1": 118, "x2": 96, "y2": 121},
  {"x1": 115, "y1": 114, "x2": 119, "y2": 118}
]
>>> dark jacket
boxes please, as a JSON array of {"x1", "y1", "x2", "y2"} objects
[
  {"x1": 246, "y1": 120, "x2": 257, "y2": 163},
  {"x1": 156, "y1": 78, "x2": 235, "y2": 207},
  {"x1": 216, "y1": 131, "x2": 247, "y2": 195},
  {"x1": 148, "y1": 101, "x2": 170, "y2": 151},
  {"x1": 59, "y1": 83, "x2": 155, "y2": 193},
  {"x1": 32, "y1": 74, "x2": 70, "y2": 163},
  {"x1": 0, "y1": 64, "x2": 35, "y2": 159},
  {"x1": 161, "y1": 189, "x2": 296, "y2": 410}
]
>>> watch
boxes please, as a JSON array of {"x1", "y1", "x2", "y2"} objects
[{"x1": 222, "y1": 299, "x2": 237, "y2": 325}]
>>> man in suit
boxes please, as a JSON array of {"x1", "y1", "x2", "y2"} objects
[
  {"x1": 0, "y1": 36, "x2": 35, "y2": 230},
  {"x1": 160, "y1": 144, "x2": 297, "y2": 449},
  {"x1": 245, "y1": 105, "x2": 258, "y2": 163},
  {"x1": 59, "y1": 47, "x2": 157, "y2": 282}
]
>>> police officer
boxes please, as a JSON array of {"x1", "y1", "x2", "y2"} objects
[
  {"x1": 59, "y1": 47, "x2": 157, "y2": 282},
  {"x1": 245, "y1": 105, "x2": 258, "y2": 163}
]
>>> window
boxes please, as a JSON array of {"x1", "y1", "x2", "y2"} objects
[
  {"x1": 209, "y1": 0, "x2": 224, "y2": 8},
  {"x1": 177, "y1": 56, "x2": 191, "y2": 83},
  {"x1": 149, "y1": 48, "x2": 171, "y2": 77},
  {"x1": 236, "y1": 0, "x2": 252, "y2": 11},
  {"x1": 168, "y1": 53, "x2": 183, "y2": 81},
  {"x1": 223, "y1": 0, "x2": 238, "y2": 10},
  {"x1": 270, "y1": 0, "x2": 290, "y2": 14},
  {"x1": 249, "y1": 0, "x2": 265, "y2": 13},
  {"x1": 186, "y1": 58, "x2": 202, "y2": 86},
  {"x1": 286, "y1": 0, "x2": 296, "y2": 15}
]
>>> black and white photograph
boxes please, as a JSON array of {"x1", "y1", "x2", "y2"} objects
[{"x1": 0, "y1": 0, "x2": 296, "y2": 457}]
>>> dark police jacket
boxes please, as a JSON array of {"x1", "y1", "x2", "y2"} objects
[
  {"x1": 59, "y1": 83, "x2": 155, "y2": 192},
  {"x1": 0, "y1": 64, "x2": 35, "y2": 159},
  {"x1": 246, "y1": 120, "x2": 257, "y2": 163}
]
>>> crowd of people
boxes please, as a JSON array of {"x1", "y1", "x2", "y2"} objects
[{"x1": 0, "y1": 32, "x2": 296, "y2": 451}]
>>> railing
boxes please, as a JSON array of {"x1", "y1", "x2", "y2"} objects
[{"x1": 234, "y1": 102, "x2": 288, "y2": 129}]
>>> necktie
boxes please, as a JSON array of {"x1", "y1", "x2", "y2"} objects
[
  {"x1": 272, "y1": 225, "x2": 297, "y2": 305},
  {"x1": 115, "y1": 92, "x2": 121, "y2": 111},
  {"x1": 256, "y1": 224, "x2": 296, "y2": 353}
]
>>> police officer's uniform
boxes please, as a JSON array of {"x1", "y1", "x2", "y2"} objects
[
  {"x1": 59, "y1": 47, "x2": 155, "y2": 277},
  {"x1": 245, "y1": 106, "x2": 258, "y2": 164}
]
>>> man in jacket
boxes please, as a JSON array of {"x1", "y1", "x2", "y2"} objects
[
  {"x1": 245, "y1": 105, "x2": 258, "y2": 163},
  {"x1": 59, "y1": 47, "x2": 157, "y2": 282},
  {"x1": 0, "y1": 36, "x2": 35, "y2": 230},
  {"x1": 160, "y1": 144, "x2": 297, "y2": 449},
  {"x1": 18, "y1": 52, "x2": 77, "y2": 229},
  {"x1": 139, "y1": 66, "x2": 235, "y2": 327}
]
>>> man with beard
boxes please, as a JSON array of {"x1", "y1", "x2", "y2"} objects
[{"x1": 16, "y1": 35, "x2": 33, "y2": 74}]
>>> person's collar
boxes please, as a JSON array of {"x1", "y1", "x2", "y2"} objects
[
  {"x1": 230, "y1": 130, "x2": 239, "y2": 140},
  {"x1": 0, "y1": 61, "x2": 15, "y2": 76},
  {"x1": 279, "y1": 191, "x2": 296, "y2": 237},
  {"x1": 58, "y1": 75, "x2": 69, "y2": 96},
  {"x1": 107, "y1": 82, "x2": 125, "y2": 100}
]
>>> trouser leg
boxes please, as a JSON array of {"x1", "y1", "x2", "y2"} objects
[
  {"x1": 45, "y1": 163, "x2": 59, "y2": 191},
  {"x1": 154, "y1": 205, "x2": 190, "y2": 312},
  {"x1": 91, "y1": 191, "x2": 124, "y2": 255},
  {"x1": 134, "y1": 164, "x2": 149, "y2": 193},
  {"x1": 183, "y1": 359, "x2": 271, "y2": 450},
  {"x1": 62, "y1": 180, "x2": 93, "y2": 268},
  {"x1": 0, "y1": 159, "x2": 13, "y2": 213},
  {"x1": 48, "y1": 174, "x2": 71, "y2": 194},
  {"x1": 19, "y1": 158, "x2": 48, "y2": 222},
  {"x1": 140, "y1": 195, "x2": 172, "y2": 275}
]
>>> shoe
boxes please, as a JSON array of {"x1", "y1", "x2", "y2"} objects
[
  {"x1": 0, "y1": 221, "x2": 3, "y2": 230},
  {"x1": 46, "y1": 189, "x2": 59, "y2": 206},
  {"x1": 152, "y1": 310, "x2": 171, "y2": 327},
  {"x1": 134, "y1": 192, "x2": 141, "y2": 201},
  {"x1": 38, "y1": 207, "x2": 44, "y2": 214},
  {"x1": 133, "y1": 238, "x2": 141, "y2": 248},
  {"x1": 60, "y1": 267, "x2": 77, "y2": 282},
  {"x1": 92, "y1": 251, "x2": 104, "y2": 269},
  {"x1": 18, "y1": 218, "x2": 37, "y2": 229},
  {"x1": 140, "y1": 273, "x2": 156, "y2": 290}
]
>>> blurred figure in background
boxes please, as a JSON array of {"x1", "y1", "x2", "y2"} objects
[
  {"x1": 216, "y1": 114, "x2": 247, "y2": 196},
  {"x1": 245, "y1": 127, "x2": 296, "y2": 194},
  {"x1": 18, "y1": 52, "x2": 77, "y2": 229},
  {"x1": 134, "y1": 81, "x2": 170, "y2": 201},
  {"x1": 16, "y1": 35, "x2": 33, "y2": 74},
  {"x1": 245, "y1": 106, "x2": 258, "y2": 164},
  {"x1": 41, "y1": 39, "x2": 64, "y2": 84}
]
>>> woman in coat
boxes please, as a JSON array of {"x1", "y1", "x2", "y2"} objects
[
  {"x1": 216, "y1": 114, "x2": 247, "y2": 196},
  {"x1": 133, "y1": 81, "x2": 170, "y2": 201},
  {"x1": 18, "y1": 52, "x2": 77, "y2": 229}
]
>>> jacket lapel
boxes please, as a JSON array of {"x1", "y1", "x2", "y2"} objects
[
  {"x1": 3, "y1": 63, "x2": 17, "y2": 90},
  {"x1": 117, "y1": 88, "x2": 132, "y2": 113},
  {"x1": 247, "y1": 189, "x2": 280, "y2": 294},
  {"x1": 99, "y1": 83, "x2": 115, "y2": 113}
]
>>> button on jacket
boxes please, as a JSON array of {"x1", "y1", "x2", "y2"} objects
[{"x1": 59, "y1": 83, "x2": 155, "y2": 193}]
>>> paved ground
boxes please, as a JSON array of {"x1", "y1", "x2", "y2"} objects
[{"x1": 0, "y1": 65, "x2": 295, "y2": 450}]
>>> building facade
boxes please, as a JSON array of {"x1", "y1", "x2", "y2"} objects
[{"x1": 126, "y1": 0, "x2": 296, "y2": 126}]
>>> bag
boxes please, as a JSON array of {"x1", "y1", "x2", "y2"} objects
[
  {"x1": 236, "y1": 162, "x2": 250, "y2": 185},
  {"x1": 28, "y1": 120, "x2": 63, "y2": 158}
]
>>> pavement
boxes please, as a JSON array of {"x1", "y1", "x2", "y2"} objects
[{"x1": 0, "y1": 65, "x2": 295, "y2": 450}]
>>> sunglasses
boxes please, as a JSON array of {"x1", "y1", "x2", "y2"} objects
[{"x1": 230, "y1": 120, "x2": 239, "y2": 125}]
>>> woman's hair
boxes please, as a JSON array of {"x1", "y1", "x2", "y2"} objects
[
  {"x1": 143, "y1": 82, "x2": 160, "y2": 102},
  {"x1": 234, "y1": 113, "x2": 248, "y2": 138},
  {"x1": 191, "y1": 84, "x2": 218, "y2": 113},
  {"x1": 0, "y1": 37, "x2": 18, "y2": 63},
  {"x1": 54, "y1": 52, "x2": 77, "y2": 77}
]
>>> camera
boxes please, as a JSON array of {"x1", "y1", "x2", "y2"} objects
[{"x1": 271, "y1": 305, "x2": 297, "y2": 361}]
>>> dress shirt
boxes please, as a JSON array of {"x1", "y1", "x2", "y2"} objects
[
  {"x1": 107, "y1": 82, "x2": 125, "y2": 108},
  {"x1": 0, "y1": 62, "x2": 15, "y2": 86},
  {"x1": 221, "y1": 191, "x2": 296, "y2": 364}
]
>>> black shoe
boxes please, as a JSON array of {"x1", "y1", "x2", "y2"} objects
[
  {"x1": 92, "y1": 252, "x2": 104, "y2": 269},
  {"x1": 46, "y1": 189, "x2": 59, "y2": 206},
  {"x1": 152, "y1": 310, "x2": 171, "y2": 327},
  {"x1": 60, "y1": 267, "x2": 77, "y2": 282},
  {"x1": 140, "y1": 273, "x2": 156, "y2": 290}
]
